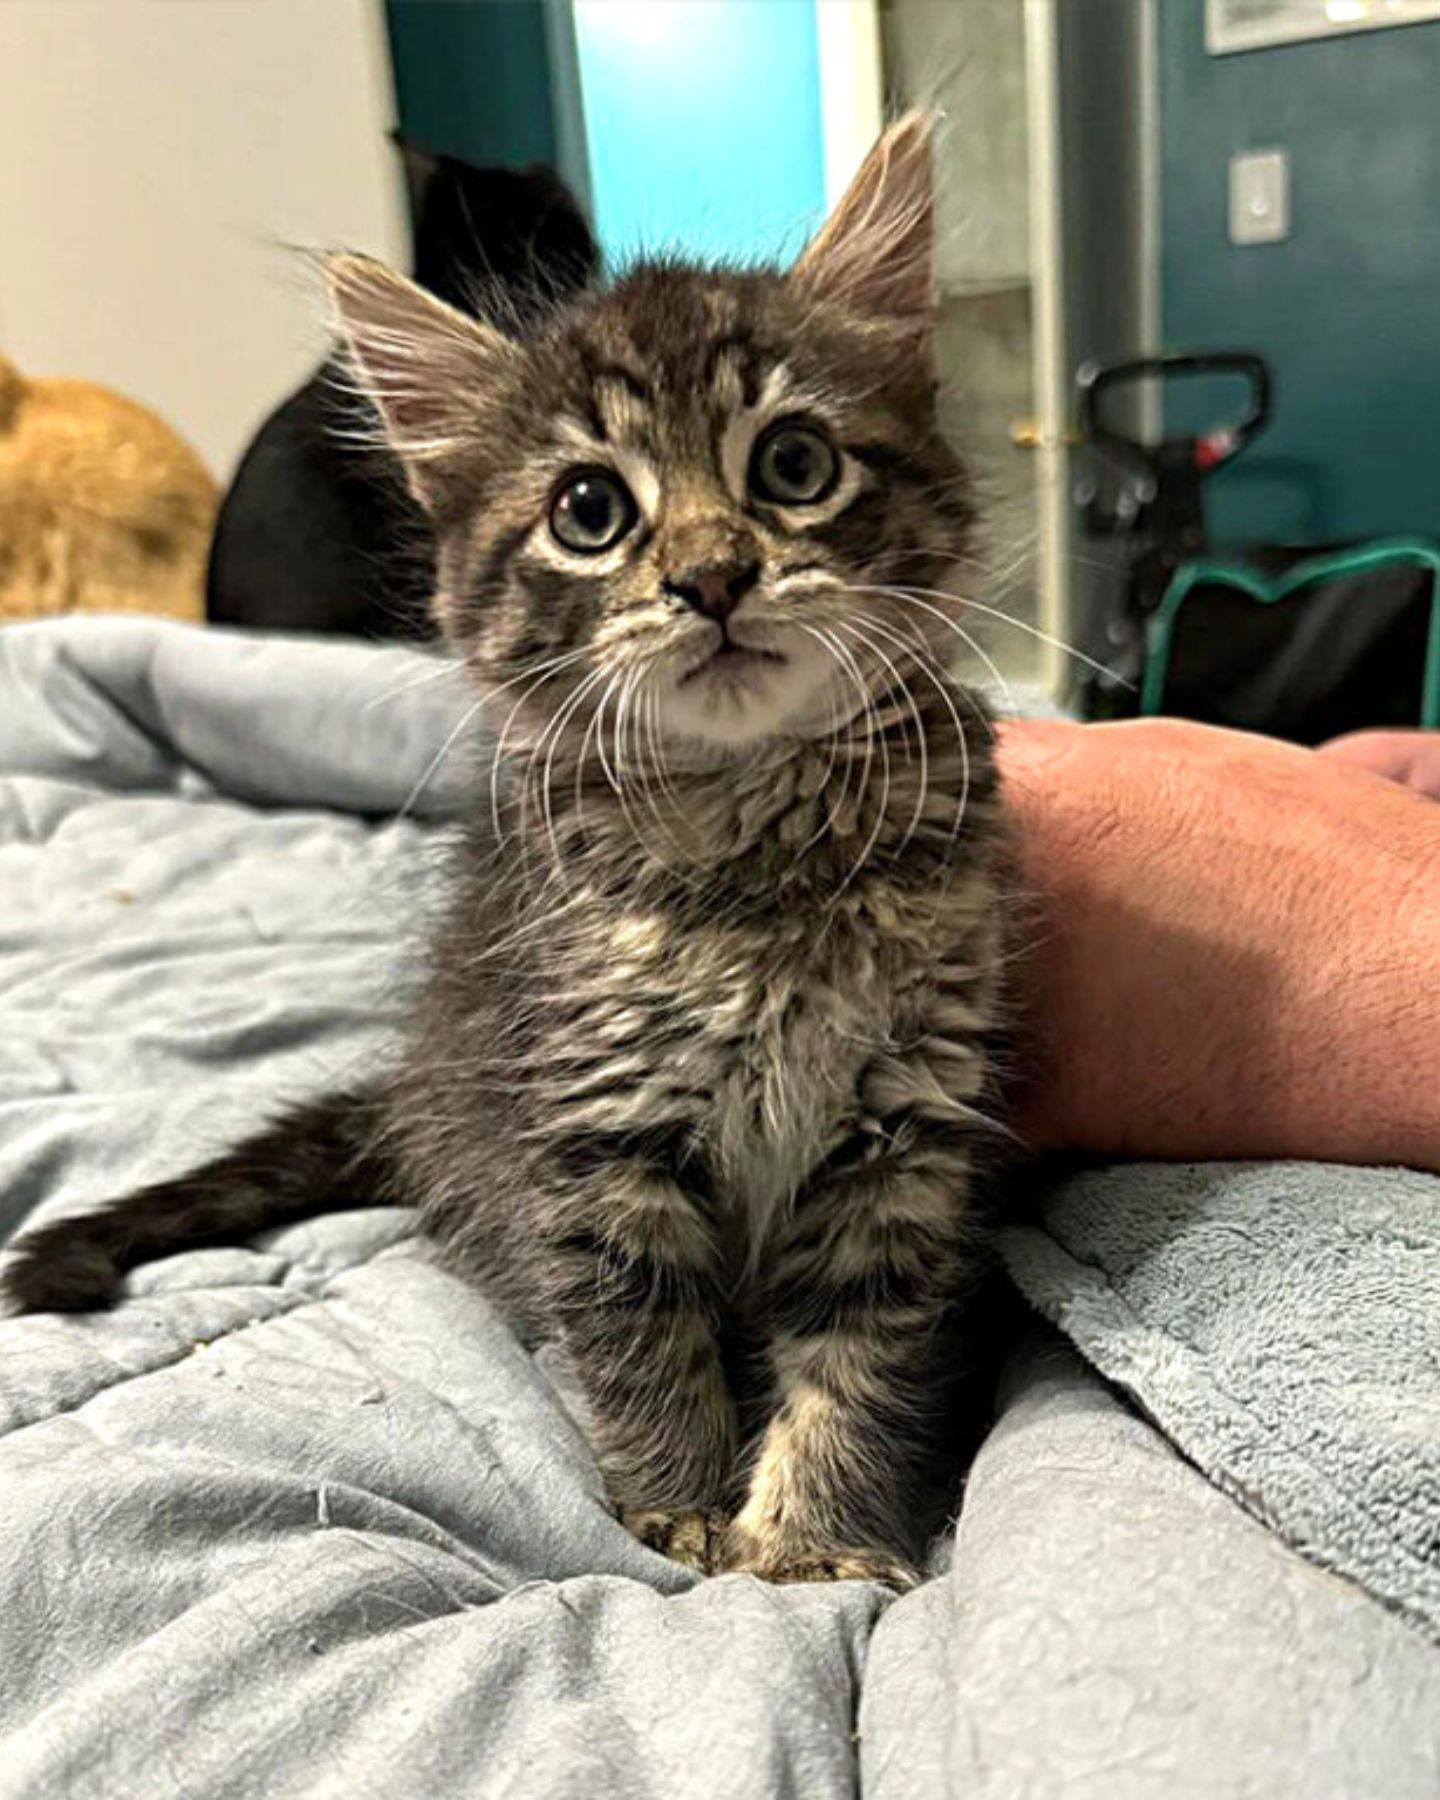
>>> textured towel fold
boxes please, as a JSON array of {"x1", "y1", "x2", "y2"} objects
[{"x1": 1004, "y1": 1159, "x2": 1440, "y2": 1643}]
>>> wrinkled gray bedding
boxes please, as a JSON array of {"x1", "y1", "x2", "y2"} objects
[
  {"x1": 1005, "y1": 1160, "x2": 1440, "y2": 1648},
  {"x1": 2, "y1": 617, "x2": 1437, "y2": 1799}
]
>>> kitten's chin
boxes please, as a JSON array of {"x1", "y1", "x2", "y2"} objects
[{"x1": 654, "y1": 638, "x2": 840, "y2": 750}]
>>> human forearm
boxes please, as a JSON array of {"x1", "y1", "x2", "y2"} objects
[{"x1": 999, "y1": 718, "x2": 1440, "y2": 1170}]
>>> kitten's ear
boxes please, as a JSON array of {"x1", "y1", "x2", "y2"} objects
[
  {"x1": 326, "y1": 253, "x2": 520, "y2": 513},
  {"x1": 792, "y1": 111, "x2": 936, "y2": 329}
]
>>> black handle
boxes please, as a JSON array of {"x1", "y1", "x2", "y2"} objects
[{"x1": 1077, "y1": 350, "x2": 1272, "y2": 471}]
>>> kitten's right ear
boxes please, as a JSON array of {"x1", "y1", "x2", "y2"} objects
[
  {"x1": 792, "y1": 110, "x2": 936, "y2": 332},
  {"x1": 326, "y1": 253, "x2": 520, "y2": 513}
]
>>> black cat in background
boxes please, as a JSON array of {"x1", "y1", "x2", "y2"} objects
[{"x1": 207, "y1": 146, "x2": 598, "y2": 639}]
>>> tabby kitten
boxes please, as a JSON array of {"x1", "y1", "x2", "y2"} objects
[{"x1": 4, "y1": 116, "x2": 1007, "y2": 1587}]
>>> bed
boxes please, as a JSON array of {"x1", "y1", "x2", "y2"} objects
[{"x1": 2, "y1": 616, "x2": 1437, "y2": 1798}]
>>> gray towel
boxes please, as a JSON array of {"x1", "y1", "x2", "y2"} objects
[{"x1": 1003, "y1": 1159, "x2": 1440, "y2": 1644}]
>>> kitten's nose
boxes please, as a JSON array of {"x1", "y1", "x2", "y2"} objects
[{"x1": 662, "y1": 561, "x2": 760, "y2": 624}]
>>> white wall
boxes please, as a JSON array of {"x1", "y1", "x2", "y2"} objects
[
  {"x1": 0, "y1": 0, "x2": 407, "y2": 481},
  {"x1": 881, "y1": 0, "x2": 1031, "y2": 293}
]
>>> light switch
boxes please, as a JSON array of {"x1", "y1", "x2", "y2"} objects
[{"x1": 1229, "y1": 148, "x2": 1290, "y2": 246}]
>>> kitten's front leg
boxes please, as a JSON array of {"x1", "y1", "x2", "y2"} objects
[
  {"x1": 541, "y1": 1157, "x2": 737, "y2": 1570},
  {"x1": 725, "y1": 1148, "x2": 976, "y2": 1588}
]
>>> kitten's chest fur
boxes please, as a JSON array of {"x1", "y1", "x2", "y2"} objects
[
  {"x1": 542, "y1": 871, "x2": 995, "y2": 1249},
  {"x1": 404, "y1": 700, "x2": 1004, "y2": 1305}
]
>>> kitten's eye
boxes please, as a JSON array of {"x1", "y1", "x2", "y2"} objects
[
  {"x1": 749, "y1": 422, "x2": 839, "y2": 507},
  {"x1": 550, "y1": 469, "x2": 637, "y2": 554}
]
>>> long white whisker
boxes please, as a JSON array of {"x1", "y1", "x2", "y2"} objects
[
  {"x1": 839, "y1": 609, "x2": 972, "y2": 851},
  {"x1": 362, "y1": 653, "x2": 464, "y2": 712},
  {"x1": 868, "y1": 579, "x2": 1127, "y2": 687},
  {"x1": 532, "y1": 666, "x2": 608, "y2": 872},
  {"x1": 863, "y1": 589, "x2": 1020, "y2": 716},
  {"x1": 398, "y1": 697, "x2": 484, "y2": 822},
  {"x1": 793, "y1": 623, "x2": 868, "y2": 864},
  {"x1": 806, "y1": 622, "x2": 893, "y2": 900},
  {"x1": 832, "y1": 619, "x2": 929, "y2": 851},
  {"x1": 488, "y1": 650, "x2": 595, "y2": 845},
  {"x1": 639, "y1": 669, "x2": 687, "y2": 823},
  {"x1": 945, "y1": 616, "x2": 1020, "y2": 715},
  {"x1": 620, "y1": 662, "x2": 693, "y2": 871},
  {"x1": 607, "y1": 664, "x2": 662, "y2": 857}
]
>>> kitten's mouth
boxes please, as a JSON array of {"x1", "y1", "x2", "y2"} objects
[{"x1": 677, "y1": 636, "x2": 786, "y2": 687}]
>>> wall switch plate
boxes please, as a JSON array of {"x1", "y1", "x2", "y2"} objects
[{"x1": 1229, "y1": 148, "x2": 1290, "y2": 245}]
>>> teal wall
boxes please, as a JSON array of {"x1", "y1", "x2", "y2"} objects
[
  {"x1": 1160, "y1": 5, "x2": 1440, "y2": 543},
  {"x1": 386, "y1": 1, "x2": 559, "y2": 170},
  {"x1": 571, "y1": 0, "x2": 825, "y2": 267}
]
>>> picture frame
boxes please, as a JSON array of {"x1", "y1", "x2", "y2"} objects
[{"x1": 1206, "y1": 0, "x2": 1440, "y2": 55}]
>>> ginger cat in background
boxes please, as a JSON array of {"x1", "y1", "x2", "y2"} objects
[{"x1": 0, "y1": 350, "x2": 217, "y2": 624}]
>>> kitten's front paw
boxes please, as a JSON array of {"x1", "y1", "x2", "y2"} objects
[
  {"x1": 622, "y1": 1507, "x2": 730, "y2": 1574},
  {"x1": 722, "y1": 1530, "x2": 920, "y2": 1590}
]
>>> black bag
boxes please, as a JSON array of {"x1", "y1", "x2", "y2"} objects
[
  {"x1": 1070, "y1": 352, "x2": 1440, "y2": 745},
  {"x1": 1137, "y1": 541, "x2": 1440, "y2": 746}
]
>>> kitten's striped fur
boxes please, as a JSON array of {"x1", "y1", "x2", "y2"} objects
[{"x1": 5, "y1": 116, "x2": 1009, "y2": 1586}]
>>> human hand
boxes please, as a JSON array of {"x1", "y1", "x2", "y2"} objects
[
  {"x1": 999, "y1": 717, "x2": 1440, "y2": 1170},
  {"x1": 1319, "y1": 729, "x2": 1440, "y2": 800}
]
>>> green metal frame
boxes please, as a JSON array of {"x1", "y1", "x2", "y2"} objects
[{"x1": 1141, "y1": 538, "x2": 1440, "y2": 728}]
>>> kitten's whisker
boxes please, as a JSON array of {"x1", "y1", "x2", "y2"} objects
[
  {"x1": 841, "y1": 609, "x2": 973, "y2": 851},
  {"x1": 488, "y1": 650, "x2": 594, "y2": 846},
  {"x1": 608, "y1": 664, "x2": 667, "y2": 861},
  {"x1": 571, "y1": 686, "x2": 601, "y2": 826},
  {"x1": 833, "y1": 618, "x2": 926, "y2": 768},
  {"x1": 398, "y1": 696, "x2": 484, "y2": 822},
  {"x1": 529, "y1": 665, "x2": 607, "y2": 873},
  {"x1": 870, "y1": 580, "x2": 1127, "y2": 688},
  {"x1": 484, "y1": 647, "x2": 595, "y2": 708},
  {"x1": 946, "y1": 618, "x2": 1020, "y2": 715},
  {"x1": 879, "y1": 584, "x2": 1022, "y2": 715},
  {"x1": 620, "y1": 663, "x2": 695, "y2": 874},
  {"x1": 819, "y1": 625, "x2": 897, "y2": 899},
  {"x1": 593, "y1": 670, "x2": 622, "y2": 800},
  {"x1": 863, "y1": 583, "x2": 1021, "y2": 715},
  {"x1": 609, "y1": 662, "x2": 676, "y2": 866},
  {"x1": 792, "y1": 624, "x2": 866, "y2": 865},
  {"x1": 800, "y1": 623, "x2": 887, "y2": 899},
  {"x1": 577, "y1": 671, "x2": 619, "y2": 806},
  {"x1": 841, "y1": 583, "x2": 1011, "y2": 715},
  {"x1": 362, "y1": 653, "x2": 464, "y2": 712},
  {"x1": 832, "y1": 620, "x2": 929, "y2": 852},
  {"x1": 642, "y1": 677, "x2": 684, "y2": 816}
]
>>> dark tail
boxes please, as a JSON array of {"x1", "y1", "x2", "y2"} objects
[{"x1": 2, "y1": 1088, "x2": 400, "y2": 1315}]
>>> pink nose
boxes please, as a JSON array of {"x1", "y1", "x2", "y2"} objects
[{"x1": 662, "y1": 561, "x2": 760, "y2": 623}]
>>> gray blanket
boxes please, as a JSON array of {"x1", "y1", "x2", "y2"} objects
[
  {"x1": 1004, "y1": 1160, "x2": 1440, "y2": 1648},
  {"x1": 2, "y1": 617, "x2": 1437, "y2": 1799}
]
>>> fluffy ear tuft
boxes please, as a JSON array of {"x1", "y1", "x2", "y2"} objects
[
  {"x1": 326, "y1": 253, "x2": 519, "y2": 511},
  {"x1": 792, "y1": 111, "x2": 936, "y2": 329}
]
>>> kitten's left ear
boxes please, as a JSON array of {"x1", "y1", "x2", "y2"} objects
[
  {"x1": 792, "y1": 110, "x2": 936, "y2": 330},
  {"x1": 326, "y1": 252, "x2": 522, "y2": 514}
]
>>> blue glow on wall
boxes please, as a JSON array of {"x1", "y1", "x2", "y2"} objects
[{"x1": 572, "y1": 0, "x2": 826, "y2": 269}]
